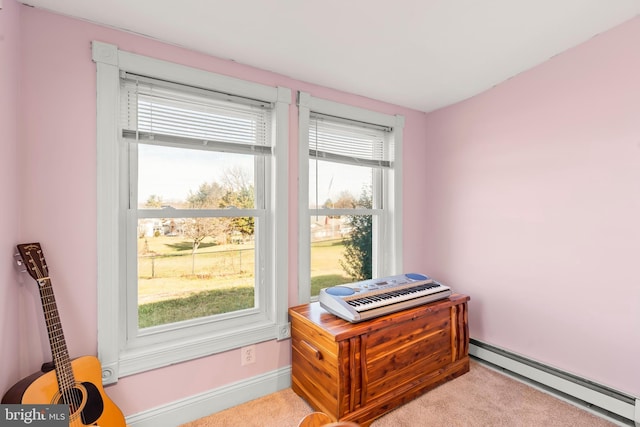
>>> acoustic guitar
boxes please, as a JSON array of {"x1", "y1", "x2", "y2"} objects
[{"x1": 1, "y1": 242, "x2": 126, "y2": 426}]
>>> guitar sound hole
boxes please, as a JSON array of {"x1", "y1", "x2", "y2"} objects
[
  {"x1": 54, "y1": 382, "x2": 104, "y2": 425},
  {"x1": 58, "y1": 386, "x2": 85, "y2": 413}
]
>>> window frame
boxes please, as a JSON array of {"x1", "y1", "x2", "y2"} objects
[
  {"x1": 297, "y1": 91, "x2": 404, "y2": 303},
  {"x1": 93, "y1": 41, "x2": 291, "y2": 383}
]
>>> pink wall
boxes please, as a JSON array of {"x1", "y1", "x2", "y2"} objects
[
  {"x1": 423, "y1": 17, "x2": 640, "y2": 396},
  {"x1": 0, "y1": 0, "x2": 22, "y2": 396},
  {"x1": 3, "y1": 1, "x2": 429, "y2": 416},
  {"x1": 5, "y1": 0, "x2": 637, "y2": 417}
]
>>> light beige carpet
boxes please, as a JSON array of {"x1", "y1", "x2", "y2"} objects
[{"x1": 180, "y1": 361, "x2": 616, "y2": 427}]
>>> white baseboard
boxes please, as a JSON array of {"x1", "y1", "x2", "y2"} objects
[
  {"x1": 125, "y1": 366, "x2": 292, "y2": 427},
  {"x1": 469, "y1": 339, "x2": 639, "y2": 427}
]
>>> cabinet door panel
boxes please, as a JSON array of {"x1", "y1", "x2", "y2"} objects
[
  {"x1": 291, "y1": 318, "x2": 341, "y2": 415},
  {"x1": 361, "y1": 308, "x2": 452, "y2": 401},
  {"x1": 292, "y1": 346, "x2": 340, "y2": 414}
]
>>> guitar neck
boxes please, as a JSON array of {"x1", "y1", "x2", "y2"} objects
[{"x1": 37, "y1": 277, "x2": 76, "y2": 393}]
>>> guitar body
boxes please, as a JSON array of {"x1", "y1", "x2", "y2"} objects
[{"x1": 2, "y1": 356, "x2": 126, "y2": 426}]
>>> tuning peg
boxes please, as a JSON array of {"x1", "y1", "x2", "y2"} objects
[{"x1": 14, "y1": 253, "x2": 26, "y2": 272}]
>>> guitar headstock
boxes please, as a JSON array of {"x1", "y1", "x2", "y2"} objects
[{"x1": 16, "y1": 242, "x2": 49, "y2": 283}]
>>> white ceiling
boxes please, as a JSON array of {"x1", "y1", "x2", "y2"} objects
[{"x1": 19, "y1": 0, "x2": 640, "y2": 112}]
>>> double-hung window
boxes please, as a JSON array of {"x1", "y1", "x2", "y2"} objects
[
  {"x1": 93, "y1": 42, "x2": 290, "y2": 383},
  {"x1": 297, "y1": 92, "x2": 404, "y2": 301}
]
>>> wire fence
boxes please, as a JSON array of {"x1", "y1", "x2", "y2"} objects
[{"x1": 139, "y1": 248, "x2": 255, "y2": 279}]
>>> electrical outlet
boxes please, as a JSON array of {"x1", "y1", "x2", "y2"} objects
[{"x1": 241, "y1": 345, "x2": 256, "y2": 366}]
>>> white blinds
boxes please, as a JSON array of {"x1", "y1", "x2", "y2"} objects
[
  {"x1": 120, "y1": 73, "x2": 273, "y2": 154},
  {"x1": 309, "y1": 113, "x2": 392, "y2": 168}
]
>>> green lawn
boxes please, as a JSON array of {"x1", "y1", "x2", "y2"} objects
[
  {"x1": 310, "y1": 238, "x2": 350, "y2": 295},
  {"x1": 138, "y1": 286, "x2": 254, "y2": 328},
  {"x1": 138, "y1": 236, "x2": 349, "y2": 327}
]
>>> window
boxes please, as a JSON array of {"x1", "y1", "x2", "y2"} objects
[
  {"x1": 297, "y1": 92, "x2": 404, "y2": 302},
  {"x1": 93, "y1": 41, "x2": 290, "y2": 383}
]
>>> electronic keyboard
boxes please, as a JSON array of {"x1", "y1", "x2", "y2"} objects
[{"x1": 318, "y1": 273, "x2": 452, "y2": 323}]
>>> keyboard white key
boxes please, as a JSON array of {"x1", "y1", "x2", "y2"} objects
[{"x1": 346, "y1": 282, "x2": 447, "y2": 312}]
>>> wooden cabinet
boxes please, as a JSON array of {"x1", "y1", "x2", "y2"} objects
[{"x1": 289, "y1": 294, "x2": 470, "y2": 427}]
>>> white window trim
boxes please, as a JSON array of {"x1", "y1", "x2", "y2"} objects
[
  {"x1": 297, "y1": 91, "x2": 404, "y2": 304},
  {"x1": 92, "y1": 41, "x2": 291, "y2": 384}
]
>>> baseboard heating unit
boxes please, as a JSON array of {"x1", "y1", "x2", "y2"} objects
[{"x1": 469, "y1": 339, "x2": 639, "y2": 426}]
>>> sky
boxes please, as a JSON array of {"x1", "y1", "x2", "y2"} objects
[
  {"x1": 138, "y1": 144, "x2": 371, "y2": 207},
  {"x1": 138, "y1": 144, "x2": 252, "y2": 204}
]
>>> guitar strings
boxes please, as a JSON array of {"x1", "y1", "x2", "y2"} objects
[
  {"x1": 42, "y1": 282, "x2": 77, "y2": 416},
  {"x1": 29, "y1": 250, "x2": 83, "y2": 425},
  {"x1": 38, "y1": 268, "x2": 82, "y2": 425}
]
